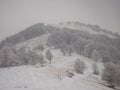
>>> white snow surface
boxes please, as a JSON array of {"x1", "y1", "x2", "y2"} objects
[{"x1": 0, "y1": 49, "x2": 112, "y2": 90}]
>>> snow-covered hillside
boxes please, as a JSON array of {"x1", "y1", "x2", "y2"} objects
[
  {"x1": 55, "y1": 21, "x2": 115, "y2": 38},
  {"x1": 0, "y1": 49, "x2": 112, "y2": 90},
  {"x1": 15, "y1": 34, "x2": 49, "y2": 50}
]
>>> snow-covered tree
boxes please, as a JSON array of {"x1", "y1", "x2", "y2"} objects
[
  {"x1": 102, "y1": 62, "x2": 120, "y2": 88},
  {"x1": 92, "y1": 62, "x2": 99, "y2": 75},
  {"x1": 25, "y1": 50, "x2": 41, "y2": 65},
  {"x1": 16, "y1": 47, "x2": 45, "y2": 66},
  {"x1": 60, "y1": 47, "x2": 66, "y2": 56},
  {"x1": 39, "y1": 53, "x2": 45, "y2": 67},
  {"x1": 67, "y1": 45, "x2": 74, "y2": 56},
  {"x1": 16, "y1": 47, "x2": 29, "y2": 65},
  {"x1": 33, "y1": 44, "x2": 45, "y2": 52},
  {"x1": 74, "y1": 58, "x2": 86, "y2": 74},
  {"x1": 91, "y1": 49, "x2": 102, "y2": 62},
  {"x1": 0, "y1": 45, "x2": 20, "y2": 67},
  {"x1": 46, "y1": 50, "x2": 53, "y2": 64},
  {"x1": 73, "y1": 38, "x2": 88, "y2": 55}
]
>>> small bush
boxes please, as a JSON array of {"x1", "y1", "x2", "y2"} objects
[
  {"x1": 60, "y1": 47, "x2": 66, "y2": 56},
  {"x1": 66, "y1": 70, "x2": 74, "y2": 78},
  {"x1": 92, "y1": 62, "x2": 99, "y2": 75},
  {"x1": 74, "y1": 58, "x2": 86, "y2": 74}
]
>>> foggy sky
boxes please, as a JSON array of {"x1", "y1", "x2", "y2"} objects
[{"x1": 0, "y1": 0, "x2": 120, "y2": 41}]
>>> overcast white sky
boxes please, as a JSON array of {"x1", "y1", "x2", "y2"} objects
[{"x1": 0, "y1": 0, "x2": 120, "y2": 41}]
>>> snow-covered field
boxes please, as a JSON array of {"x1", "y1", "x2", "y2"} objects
[{"x1": 0, "y1": 50, "x2": 112, "y2": 90}]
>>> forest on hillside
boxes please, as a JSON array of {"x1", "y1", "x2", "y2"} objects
[{"x1": 0, "y1": 22, "x2": 120, "y2": 88}]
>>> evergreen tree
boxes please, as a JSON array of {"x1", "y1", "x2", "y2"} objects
[
  {"x1": 92, "y1": 62, "x2": 99, "y2": 75},
  {"x1": 46, "y1": 50, "x2": 53, "y2": 64},
  {"x1": 39, "y1": 53, "x2": 45, "y2": 67},
  {"x1": 74, "y1": 58, "x2": 86, "y2": 74}
]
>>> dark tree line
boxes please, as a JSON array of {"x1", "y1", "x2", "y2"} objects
[
  {"x1": 0, "y1": 23, "x2": 60, "y2": 49},
  {"x1": 47, "y1": 29, "x2": 120, "y2": 63}
]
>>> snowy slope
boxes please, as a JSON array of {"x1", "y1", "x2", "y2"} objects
[
  {"x1": 0, "y1": 49, "x2": 112, "y2": 90},
  {"x1": 15, "y1": 34, "x2": 49, "y2": 50},
  {"x1": 55, "y1": 21, "x2": 115, "y2": 38},
  {"x1": 15, "y1": 21, "x2": 116, "y2": 50}
]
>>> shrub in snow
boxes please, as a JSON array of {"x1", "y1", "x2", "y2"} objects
[
  {"x1": 60, "y1": 47, "x2": 66, "y2": 56},
  {"x1": 66, "y1": 70, "x2": 74, "y2": 78},
  {"x1": 67, "y1": 45, "x2": 74, "y2": 56},
  {"x1": 73, "y1": 38, "x2": 88, "y2": 55},
  {"x1": 102, "y1": 62, "x2": 120, "y2": 88},
  {"x1": 92, "y1": 62, "x2": 99, "y2": 75},
  {"x1": 33, "y1": 44, "x2": 45, "y2": 52},
  {"x1": 39, "y1": 53, "x2": 45, "y2": 67},
  {"x1": 17, "y1": 48, "x2": 39, "y2": 65},
  {"x1": 26, "y1": 50, "x2": 41, "y2": 65},
  {"x1": 46, "y1": 49, "x2": 53, "y2": 64},
  {"x1": 60, "y1": 44, "x2": 73, "y2": 56},
  {"x1": 74, "y1": 58, "x2": 86, "y2": 74}
]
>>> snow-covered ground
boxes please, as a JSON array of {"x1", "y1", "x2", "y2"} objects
[
  {"x1": 55, "y1": 22, "x2": 115, "y2": 38},
  {"x1": 15, "y1": 34, "x2": 49, "y2": 50},
  {"x1": 0, "y1": 49, "x2": 112, "y2": 90}
]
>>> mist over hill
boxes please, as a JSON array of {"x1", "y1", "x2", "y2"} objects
[
  {"x1": 0, "y1": 21, "x2": 120, "y2": 49},
  {"x1": 0, "y1": 21, "x2": 120, "y2": 66},
  {"x1": 0, "y1": 23, "x2": 60, "y2": 49},
  {"x1": 0, "y1": 0, "x2": 120, "y2": 89},
  {"x1": 0, "y1": 21, "x2": 120, "y2": 90}
]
